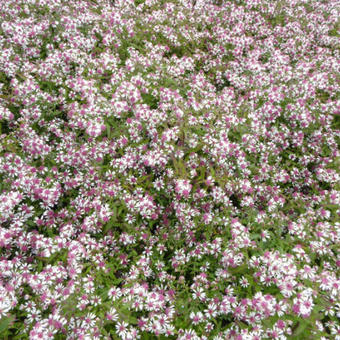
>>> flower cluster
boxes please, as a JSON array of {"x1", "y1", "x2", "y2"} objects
[{"x1": 0, "y1": 0, "x2": 339, "y2": 339}]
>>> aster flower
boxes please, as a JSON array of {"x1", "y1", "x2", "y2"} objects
[
  {"x1": 116, "y1": 321, "x2": 129, "y2": 339},
  {"x1": 175, "y1": 179, "x2": 192, "y2": 198}
]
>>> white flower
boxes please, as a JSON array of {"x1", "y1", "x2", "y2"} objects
[
  {"x1": 116, "y1": 321, "x2": 129, "y2": 338},
  {"x1": 189, "y1": 311, "x2": 204, "y2": 325},
  {"x1": 82, "y1": 313, "x2": 97, "y2": 328},
  {"x1": 175, "y1": 179, "x2": 192, "y2": 198},
  {"x1": 240, "y1": 276, "x2": 249, "y2": 288},
  {"x1": 108, "y1": 287, "x2": 122, "y2": 301}
]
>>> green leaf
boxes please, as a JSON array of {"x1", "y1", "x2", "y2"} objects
[
  {"x1": 0, "y1": 315, "x2": 15, "y2": 334},
  {"x1": 106, "y1": 125, "x2": 111, "y2": 139},
  {"x1": 228, "y1": 264, "x2": 248, "y2": 275},
  {"x1": 140, "y1": 92, "x2": 159, "y2": 110},
  {"x1": 291, "y1": 320, "x2": 309, "y2": 339}
]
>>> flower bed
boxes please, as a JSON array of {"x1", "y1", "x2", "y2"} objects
[{"x1": 0, "y1": 0, "x2": 339, "y2": 339}]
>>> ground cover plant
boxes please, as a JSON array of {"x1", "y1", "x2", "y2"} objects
[{"x1": 0, "y1": 0, "x2": 339, "y2": 339}]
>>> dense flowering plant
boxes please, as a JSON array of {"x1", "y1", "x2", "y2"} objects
[{"x1": 0, "y1": 0, "x2": 339, "y2": 339}]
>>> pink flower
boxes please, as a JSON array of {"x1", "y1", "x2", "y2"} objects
[{"x1": 175, "y1": 179, "x2": 192, "y2": 198}]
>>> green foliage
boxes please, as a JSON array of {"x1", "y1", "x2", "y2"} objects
[
  {"x1": 328, "y1": 20, "x2": 339, "y2": 37},
  {"x1": 0, "y1": 315, "x2": 15, "y2": 337},
  {"x1": 37, "y1": 79, "x2": 59, "y2": 94},
  {"x1": 315, "y1": 89, "x2": 330, "y2": 103},
  {"x1": 331, "y1": 113, "x2": 340, "y2": 130},
  {"x1": 78, "y1": 23, "x2": 95, "y2": 37},
  {"x1": 259, "y1": 51, "x2": 271, "y2": 63},
  {"x1": 134, "y1": 0, "x2": 145, "y2": 6},
  {"x1": 215, "y1": 76, "x2": 231, "y2": 91},
  {"x1": 268, "y1": 12, "x2": 286, "y2": 27},
  {"x1": 0, "y1": 120, "x2": 10, "y2": 135},
  {"x1": 36, "y1": 249, "x2": 68, "y2": 269},
  {"x1": 7, "y1": 104, "x2": 21, "y2": 120},
  {"x1": 140, "y1": 92, "x2": 159, "y2": 109},
  {"x1": 164, "y1": 46, "x2": 186, "y2": 59},
  {"x1": 116, "y1": 31, "x2": 147, "y2": 66},
  {"x1": 0, "y1": 71, "x2": 12, "y2": 96}
]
